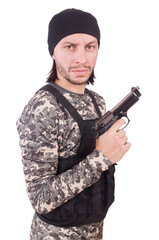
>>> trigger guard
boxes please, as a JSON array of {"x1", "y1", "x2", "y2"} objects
[{"x1": 119, "y1": 112, "x2": 130, "y2": 130}]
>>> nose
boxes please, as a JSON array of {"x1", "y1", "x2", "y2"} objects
[{"x1": 75, "y1": 48, "x2": 87, "y2": 64}]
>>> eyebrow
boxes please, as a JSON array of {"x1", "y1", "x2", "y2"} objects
[
  {"x1": 62, "y1": 40, "x2": 98, "y2": 46},
  {"x1": 87, "y1": 41, "x2": 98, "y2": 45}
]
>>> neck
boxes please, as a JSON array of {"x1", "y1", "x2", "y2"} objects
[{"x1": 55, "y1": 79, "x2": 86, "y2": 94}]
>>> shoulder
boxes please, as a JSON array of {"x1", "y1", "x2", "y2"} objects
[
  {"x1": 87, "y1": 89, "x2": 106, "y2": 115},
  {"x1": 26, "y1": 89, "x2": 58, "y2": 113},
  {"x1": 16, "y1": 88, "x2": 61, "y2": 127},
  {"x1": 88, "y1": 89, "x2": 105, "y2": 102}
]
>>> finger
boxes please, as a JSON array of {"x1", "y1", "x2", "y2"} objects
[
  {"x1": 109, "y1": 118, "x2": 126, "y2": 132},
  {"x1": 122, "y1": 136, "x2": 128, "y2": 144},
  {"x1": 117, "y1": 129, "x2": 126, "y2": 138},
  {"x1": 124, "y1": 142, "x2": 131, "y2": 151}
]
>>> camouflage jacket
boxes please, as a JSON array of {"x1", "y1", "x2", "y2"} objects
[{"x1": 16, "y1": 83, "x2": 112, "y2": 239}]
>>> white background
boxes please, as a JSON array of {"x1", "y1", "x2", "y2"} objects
[{"x1": 0, "y1": 0, "x2": 159, "y2": 239}]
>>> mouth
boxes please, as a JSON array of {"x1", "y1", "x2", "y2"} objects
[
  {"x1": 70, "y1": 66, "x2": 91, "y2": 75},
  {"x1": 71, "y1": 68, "x2": 89, "y2": 72},
  {"x1": 71, "y1": 69, "x2": 89, "y2": 78}
]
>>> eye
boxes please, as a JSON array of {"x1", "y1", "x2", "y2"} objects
[
  {"x1": 65, "y1": 45, "x2": 74, "y2": 50},
  {"x1": 86, "y1": 45, "x2": 96, "y2": 50}
]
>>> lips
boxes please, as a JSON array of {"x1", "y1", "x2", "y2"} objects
[
  {"x1": 72, "y1": 69, "x2": 88, "y2": 72},
  {"x1": 71, "y1": 69, "x2": 89, "y2": 77}
]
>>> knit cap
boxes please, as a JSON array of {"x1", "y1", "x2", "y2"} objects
[{"x1": 48, "y1": 8, "x2": 100, "y2": 56}]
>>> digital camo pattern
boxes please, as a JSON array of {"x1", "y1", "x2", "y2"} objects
[
  {"x1": 30, "y1": 213, "x2": 103, "y2": 240},
  {"x1": 16, "y1": 85, "x2": 111, "y2": 239}
]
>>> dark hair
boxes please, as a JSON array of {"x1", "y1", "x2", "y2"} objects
[{"x1": 47, "y1": 60, "x2": 95, "y2": 85}]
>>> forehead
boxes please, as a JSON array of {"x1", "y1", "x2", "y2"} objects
[{"x1": 58, "y1": 33, "x2": 98, "y2": 45}]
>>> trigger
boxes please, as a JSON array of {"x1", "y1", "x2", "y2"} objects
[{"x1": 120, "y1": 112, "x2": 130, "y2": 130}]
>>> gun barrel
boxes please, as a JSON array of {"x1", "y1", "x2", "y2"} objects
[
  {"x1": 95, "y1": 86, "x2": 142, "y2": 137},
  {"x1": 111, "y1": 86, "x2": 141, "y2": 116}
]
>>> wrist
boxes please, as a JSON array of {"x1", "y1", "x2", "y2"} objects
[{"x1": 93, "y1": 149, "x2": 113, "y2": 169}]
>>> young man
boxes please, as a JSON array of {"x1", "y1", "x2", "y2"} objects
[{"x1": 17, "y1": 9, "x2": 131, "y2": 240}]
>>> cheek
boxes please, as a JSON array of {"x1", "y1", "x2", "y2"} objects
[
  {"x1": 88, "y1": 54, "x2": 98, "y2": 68},
  {"x1": 93, "y1": 52, "x2": 98, "y2": 65},
  {"x1": 92, "y1": 51, "x2": 98, "y2": 62},
  {"x1": 54, "y1": 53, "x2": 73, "y2": 69}
]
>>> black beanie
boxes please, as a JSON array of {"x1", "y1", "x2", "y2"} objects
[{"x1": 48, "y1": 8, "x2": 100, "y2": 56}]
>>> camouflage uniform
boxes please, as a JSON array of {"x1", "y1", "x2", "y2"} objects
[{"x1": 16, "y1": 83, "x2": 112, "y2": 240}]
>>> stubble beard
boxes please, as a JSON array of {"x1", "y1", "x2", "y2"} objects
[{"x1": 56, "y1": 63, "x2": 92, "y2": 86}]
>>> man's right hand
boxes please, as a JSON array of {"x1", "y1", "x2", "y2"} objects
[{"x1": 95, "y1": 119, "x2": 131, "y2": 164}]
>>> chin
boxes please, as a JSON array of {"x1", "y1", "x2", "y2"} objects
[{"x1": 67, "y1": 77, "x2": 88, "y2": 85}]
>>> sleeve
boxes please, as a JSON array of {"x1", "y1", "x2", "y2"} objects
[{"x1": 16, "y1": 90, "x2": 112, "y2": 215}]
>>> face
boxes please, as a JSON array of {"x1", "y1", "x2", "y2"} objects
[{"x1": 53, "y1": 33, "x2": 99, "y2": 91}]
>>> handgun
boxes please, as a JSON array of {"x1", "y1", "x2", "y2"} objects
[{"x1": 95, "y1": 86, "x2": 142, "y2": 138}]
